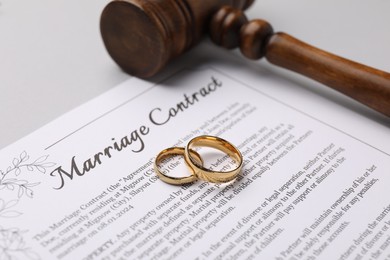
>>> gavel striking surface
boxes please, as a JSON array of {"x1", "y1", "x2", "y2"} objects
[{"x1": 100, "y1": 0, "x2": 390, "y2": 117}]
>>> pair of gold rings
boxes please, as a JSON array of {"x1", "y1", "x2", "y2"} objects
[{"x1": 154, "y1": 135, "x2": 243, "y2": 185}]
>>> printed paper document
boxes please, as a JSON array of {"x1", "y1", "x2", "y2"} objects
[{"x1": 1, "y1": 67, "x2": 390, "y2": 260}]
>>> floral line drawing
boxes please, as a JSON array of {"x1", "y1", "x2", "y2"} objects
[
  {"x1": 0, "y1": 151, "x2": 55, "y2": 199},
  {"x1": 0, "y1": 199, "x2": 21, "y2": 219},
  {"x1": 0, "y1": 226, "x2": 40, "y2": 260},
  {"x1": 0, "y1": 151, "x2": 54, "y2": 260}
]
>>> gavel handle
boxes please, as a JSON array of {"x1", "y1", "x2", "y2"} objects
[
  {"x1": 210, "y1": 7, "x2": 390, "y2": 117},
  {"x1": 265, "y1": 33, "x2": 390, "y2": 117}
]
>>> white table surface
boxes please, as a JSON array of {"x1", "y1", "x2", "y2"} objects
[{"x1": 1, "y1": 0, "x2": 389, "y2": 149}]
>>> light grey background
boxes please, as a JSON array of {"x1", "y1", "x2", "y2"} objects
[{"x1": 1, "y1": 0, "x2": 390, "y2": 149}]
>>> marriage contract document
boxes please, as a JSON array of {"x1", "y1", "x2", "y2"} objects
[{"x1": 1, "y1": 66, "x2": 390, "y2": 260}]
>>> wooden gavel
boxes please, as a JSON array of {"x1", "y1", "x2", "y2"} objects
[{"x1": 100, "y1": 0, "x2": 390, "y2": 117}]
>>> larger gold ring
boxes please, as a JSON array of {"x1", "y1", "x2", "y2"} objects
[
  {"x1": 154, "y1": 147, "x2": 203, "y2": 185},
  {"x1": 184, "y1": 135, "x2": 243, "y2": 183}
]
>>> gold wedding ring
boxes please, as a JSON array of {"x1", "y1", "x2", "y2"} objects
[
  {"x1": 154, "y1": 135, "x2": 243, "y2": 185},
  {"x1": 154, "y1": 147, "x2": 203, "y2": 185},
  {"x1": 184, "y1": 135, "x2": 243, "y2": 183}
]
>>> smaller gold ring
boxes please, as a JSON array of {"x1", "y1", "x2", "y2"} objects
[
  {"x1": 154, "y1": 147, "x2": 203, "y2": 185},
  {"x1": 184, "y1": 135, "x2": 243, "y2": 183}
]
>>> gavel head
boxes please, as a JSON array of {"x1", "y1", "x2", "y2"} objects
[{"x1": 100, "y1": 0, "x2": 254, "y2": 78}]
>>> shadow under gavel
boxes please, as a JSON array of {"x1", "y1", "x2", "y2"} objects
[{"x1": 100, "y1": 0, "x2": 390, "y2": 117}]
